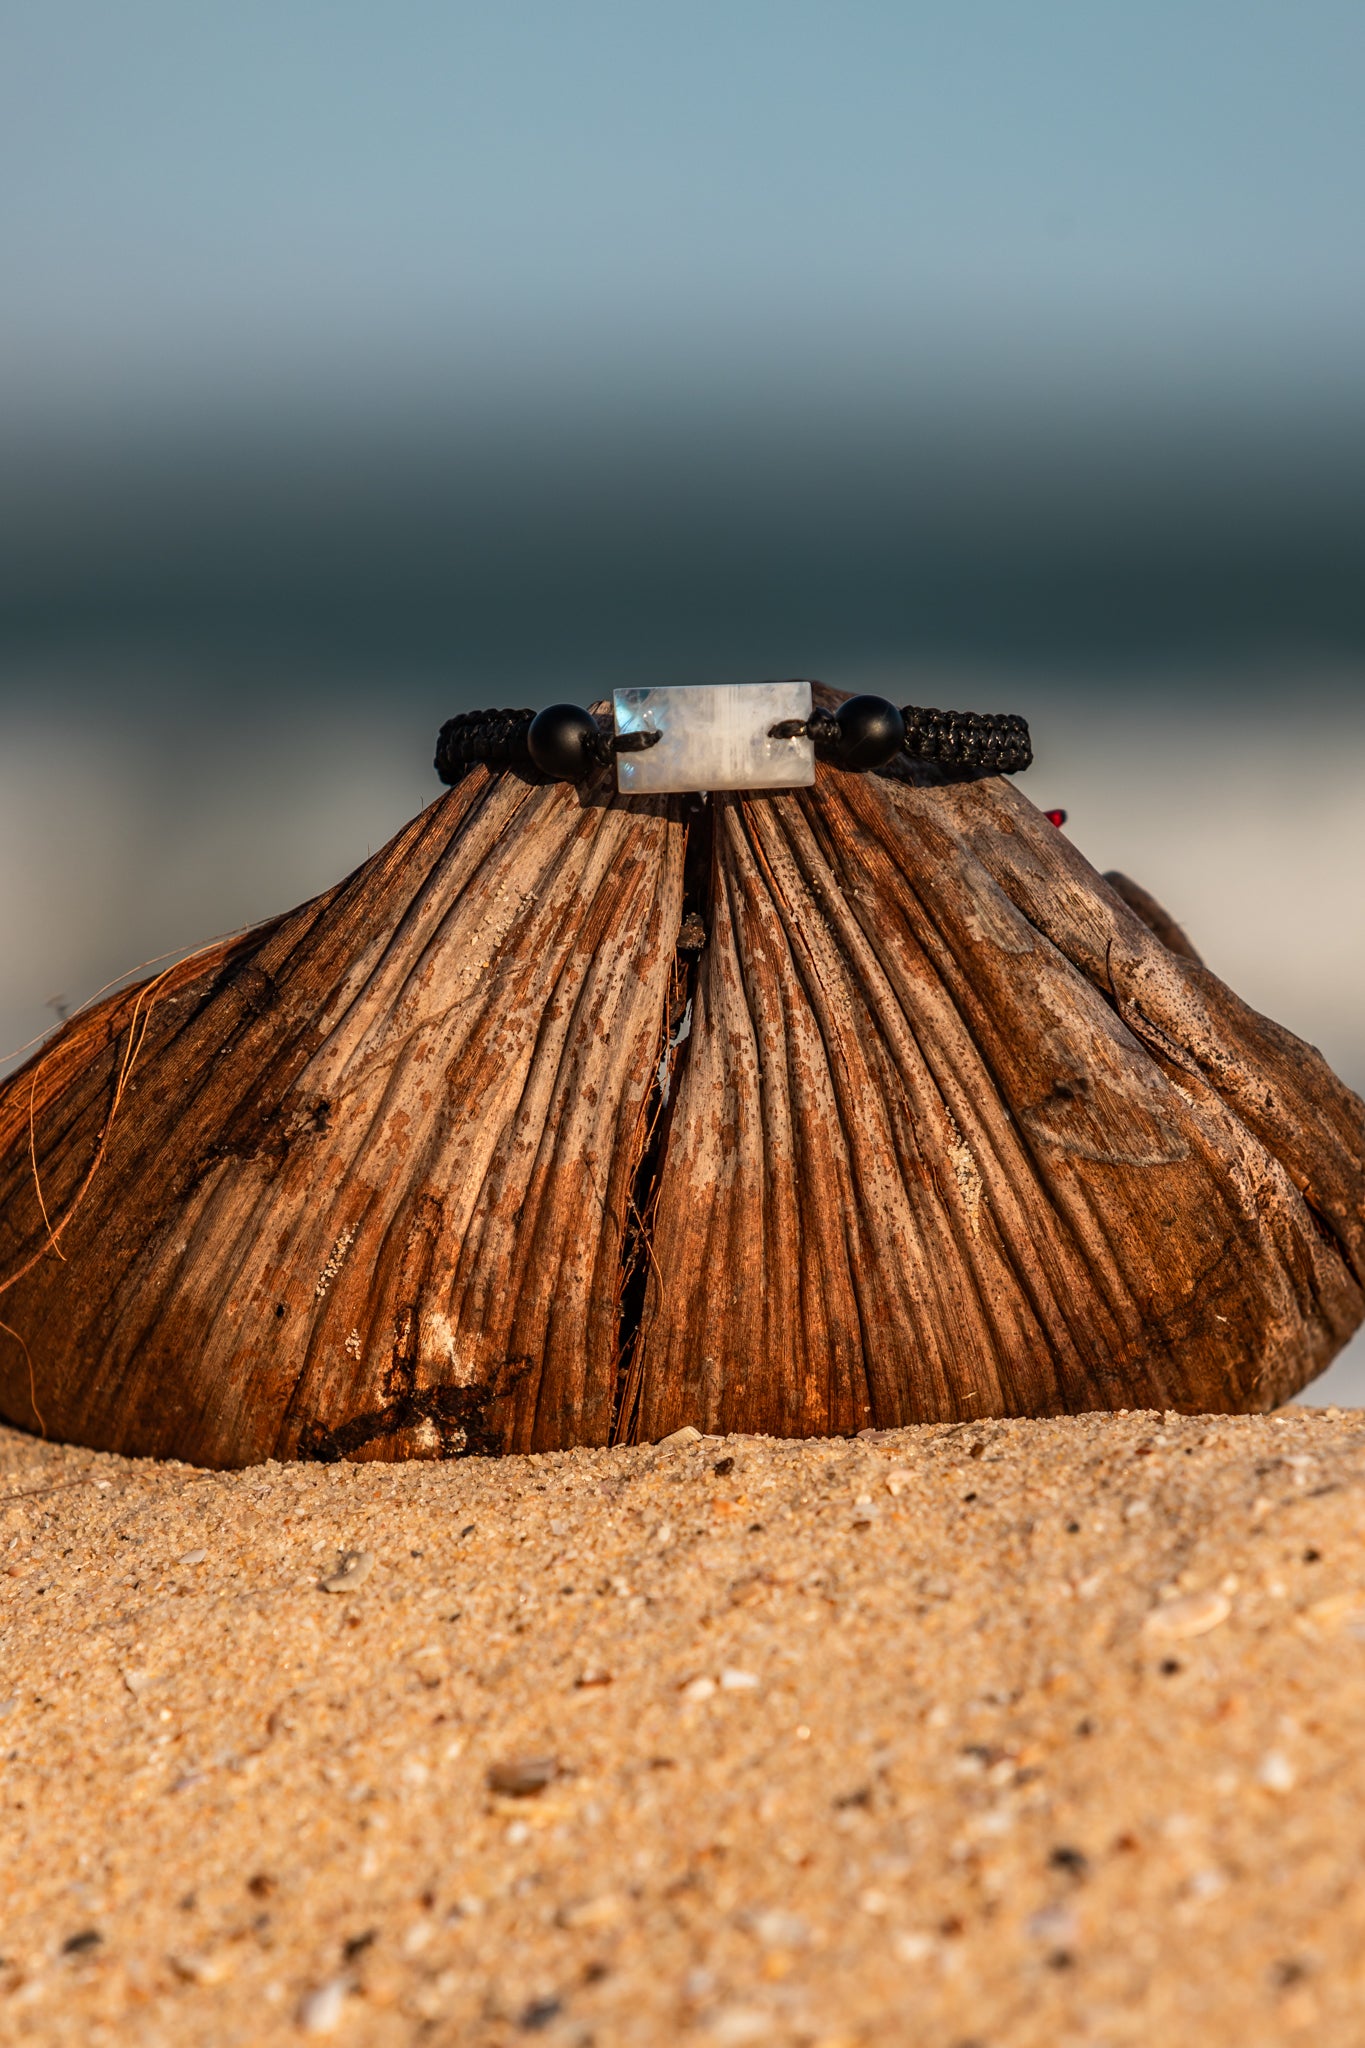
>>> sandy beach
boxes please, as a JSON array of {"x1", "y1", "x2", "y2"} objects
[{"x1": 3, "y1": 1405, "x2": 1364, "y2": 2045}]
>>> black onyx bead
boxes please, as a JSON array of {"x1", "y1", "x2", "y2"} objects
[
  {"x1": 527, "y1": 704, "x2": 600, "y2": 781},
  {"x1": 833, "y1": 695, "x2": 905, "y2": 769}
]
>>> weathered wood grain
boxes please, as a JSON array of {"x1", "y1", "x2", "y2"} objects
[
  {"x1": 1102, "y1": 870, "x2": 1202, "y2": 965},
  {"x1": 1, "y1": 707, "x2": 1361, "y2": 1465},
  {"x1": 0, "y1": 766, "x2": 681, "y2": 1463},
  {"x1": 628, "y1": 773, "x2": 1363, "y2": 1438}
]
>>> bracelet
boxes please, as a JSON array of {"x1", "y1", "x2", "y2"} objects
[{"x1": 435, "y1": 684, "x2": 1031, "y2": 795}]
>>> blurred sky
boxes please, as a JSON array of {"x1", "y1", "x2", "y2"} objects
[
  {"x1": 1, "y1": 3, "x2": 1363, "y2": 1392},
  {"x1": 5, "y1": 2, "x2": 1365, "y2": 425}
]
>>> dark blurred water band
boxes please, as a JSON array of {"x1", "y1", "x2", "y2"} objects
[{"x1": 3, "y1": 388, "x2": 1365, "y2": 700}]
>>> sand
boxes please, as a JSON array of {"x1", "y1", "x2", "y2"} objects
[{"x1": 2, "y1": 1406, "x2": 1364, "y2": 2046}]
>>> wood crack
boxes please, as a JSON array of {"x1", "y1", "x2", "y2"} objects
[{"x1": 610, "y1": 796, "x2": 713, "y2": 1445}]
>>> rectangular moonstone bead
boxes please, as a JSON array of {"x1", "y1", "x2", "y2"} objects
[{"x1": 612, "y1": 680, "x2": 816, "y2": 795}]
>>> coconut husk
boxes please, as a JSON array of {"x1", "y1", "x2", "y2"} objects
[{"x1": 1, "y1": 693, "x2": 1362, "y2": 1465}]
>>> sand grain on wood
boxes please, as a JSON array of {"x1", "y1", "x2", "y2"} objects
[{"x1": 2, "y1": 1410, "x2": 1364, "y2": 2044}]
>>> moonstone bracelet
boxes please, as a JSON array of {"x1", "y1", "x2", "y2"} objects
[{"x1": 435, "y1": 683, "x2": 1032, "y2": 795}]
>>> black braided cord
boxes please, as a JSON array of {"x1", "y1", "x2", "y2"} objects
[
  {"x1": 435, "y1": 699, "x2": 1031, "y2": 785},
  {"x1": 434, "y1": 707, "x2": 538, "y2": 782},
  {"x1": 899, "y1": 705, "x2": 1032, "y2": 774}
]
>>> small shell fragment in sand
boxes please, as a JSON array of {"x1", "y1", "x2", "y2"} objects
[
  {"x1": 170, "y1": 1950, "x2": 233, "y2": 1986},
  {"x1": 1027, "y1": 1902, "x2": 1079, "y2": 1946},
  {"x1": 1257, "y1": 1750, "x2": 1296, "y2": 1793},
  {"x1": 895, "y1": 1931, "x2": 937, "y2": 1964},
  {"x1": 320, "y1": 1551, "x2": 374, "y2": 1594},
  {"x1": 1296, "y1": 1592, "x2": 1365, "y2": 1639},
  {"x1": 658, "y1": 1425, "x2": 702, "y2": 1448},
  {"x1": 884, "y1": 1469, "x2": 914, "y2": 1497},
  {"x1": 177, "y1": 1548, "x2": 207, "y2": 1565},
  {"x1": 749, "y1": 1908, "x2": 810, "y2": 1950},
  {"x1": 708, "y1": 2009, "x2": 774, "y2": 2045},
  {"x1": 486, "y1": 1755, "x2": 558, "y2": 1797},
  {"x1": 719, "y1": 1668, "x2": 760, "y2": 1692},
  {"x1": 1143, "y1": 1590, "x2": 1230, "y2": 1640},
  {"x1": 558, "y1": 1892, "x2": 625, "y2": 1931},
  {"x1": 297, "y1": 1976, "x2": 349, "y2": 2033}
]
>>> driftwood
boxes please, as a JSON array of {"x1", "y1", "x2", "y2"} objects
[
  {"x1": 1102, "y1": 870, "x2": 1203, "y2": 966},
  {"x1": 1, "y1": 693, "x2": 1362, "y2": 1466}
]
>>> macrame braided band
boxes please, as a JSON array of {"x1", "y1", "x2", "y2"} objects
[
  {"x1": 899, "y1": 706, "x2": 1032, "y2": 774},
  {"x1": 434, "y1": 708, "x2": 537, "y2": 782}
]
